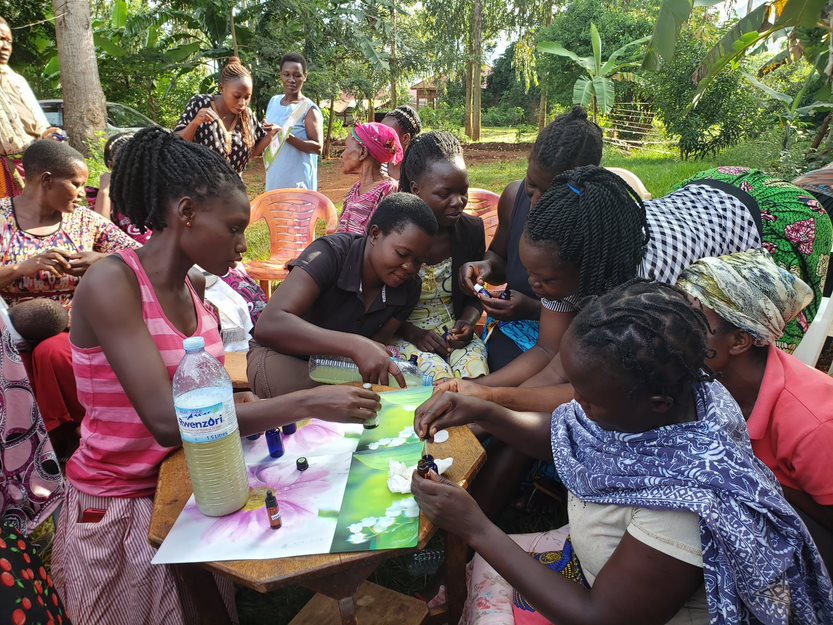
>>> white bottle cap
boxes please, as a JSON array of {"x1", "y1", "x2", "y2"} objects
[{"x1": 183, "y1": 336, "x2": 206, "y2": 352}]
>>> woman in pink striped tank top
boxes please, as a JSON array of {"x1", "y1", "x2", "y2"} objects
[{"x1": 51, "y1": 128, "x2": 382, "y2": 625}]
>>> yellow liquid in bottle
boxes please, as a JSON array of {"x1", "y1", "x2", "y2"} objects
[{"x1": 176, "y1": 389, "x2": 249, "y2": 517}]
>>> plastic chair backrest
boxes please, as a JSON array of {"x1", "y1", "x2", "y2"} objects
[
  {"x1": 464, "y1": 188, "x2": 500, "y2": 248},
  {"x1": 605, "y1": 167, "x2": 652, "y2": 200},
  {"x1": 249, "y1": 189, "x2": 338, "y2": 263}
]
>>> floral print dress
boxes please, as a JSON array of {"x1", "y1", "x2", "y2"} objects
[
  {"x1": 390, "y1": 258, "x2": 489, "y2": 381},
  {"x1": 0, "y1": 197, "x2": 140, "y2": 310},
  {"x1": 681, "y1": 167, "x2": 833, "y2": 352}
]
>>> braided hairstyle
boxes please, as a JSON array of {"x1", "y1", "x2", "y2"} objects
[
  {"x1": 103, "y1": 132, "x2": 133, "y2": 168},
  {"x1": 525, "y1": 165, "x2": 648, "y2": 298},
  {"x1": 571, "y1": 279, "x2": 714, "y2": 399},
  {"x1": 399, "y1": 130, "x2": 463, "y2": 194},
  {"x1": 531, "y1": 106, "x2": 602, "y2": 175},
  {"x1": 220, "y1": 56, "x2": 255, "y2": 150},
  {"x1": 384, "y1": 105, "x2": 422, "y2": 138},
  {"x1": 110, "y1": 126, "x2": 245, "y2": 234}
]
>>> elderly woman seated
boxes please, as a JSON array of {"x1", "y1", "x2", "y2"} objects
[{"x1": 677, "y1": 249, "x2": 833, "y2": 570}]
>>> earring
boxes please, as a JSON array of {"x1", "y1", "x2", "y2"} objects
[{"x1": 186, "y1": 221, "x2": 192, "y2": 228}]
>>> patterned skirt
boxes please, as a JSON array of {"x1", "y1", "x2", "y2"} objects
[
  {"x1": 51, "y1": 484, "x2": 238, "y2": 625},
  {"x1": 682, "y1": 167, "x2": 833, "y2": 352}
]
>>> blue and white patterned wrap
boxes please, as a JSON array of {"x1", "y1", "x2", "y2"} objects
[{"x1": 551, "y1": 380, "x2": 833, "y2": 625}]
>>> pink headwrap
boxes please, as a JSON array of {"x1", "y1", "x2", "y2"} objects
[{"x1": 352, "y1": 122, "x2": 403, "y2": 165}]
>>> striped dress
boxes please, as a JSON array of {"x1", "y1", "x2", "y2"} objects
[{"x1": 51, "y1": 248, "x2": 235, "y2": 625}]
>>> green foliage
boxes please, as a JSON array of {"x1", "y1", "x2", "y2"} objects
[
  {"x1": 644, "y1": 22, "x2": 760, "y2": 159},
  {"x1": 538, "y1": 22, "x2": 650, "y2": 120},
  {"x1": 481, "y1": 104, "x2": 526, "y2": 127},
  {"x1": 483, "y1": 42, "x2": 540, "y2": 119},
  {"x1": 418, "y1": 103, "x2": 467, "y2": 129},
  {"x1": 643, "y1": 0, "x2": 830, "y2": 104},
  {"x1": 0, "y1": 0, "x2": 60, "y2": 96},
  {"x1": 536, "y1": 0, "x2": 661, "y2": 109},
  {"x1": 83, "y1": 131, "x2": 110, "y2": 190}
]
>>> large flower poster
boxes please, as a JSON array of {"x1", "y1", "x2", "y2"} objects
[{"x1": 152, "y1": 387, "x2": 432, "y2": 564}]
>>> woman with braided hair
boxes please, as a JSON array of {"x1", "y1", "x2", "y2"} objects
[
  {"x1": 450, "y1": 164, "x2": 830, "y2": 416},
  {"x1": 175, "y1": 56, "x2": 278, "y2": 174},
  {"x1": 381, "y1": 104, "x2": 422, "y2": 180},
  {"x1": 51, "y1": 127, "x2": 382, "y2": 625},
  {"x1": 459, "y1": 106, "x2": 603, "y2": 376},
  {"x1": 414, "y1": 280, "x2": 833, "y2": 625},
  {"x1": 390, "y1": 131, "x2": 489, "y2": 380}
]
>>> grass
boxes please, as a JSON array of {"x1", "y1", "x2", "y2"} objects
[{"x1": 243, "y1": 136, "x2": 788, "y2": 262}]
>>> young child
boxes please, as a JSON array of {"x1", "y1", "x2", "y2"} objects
[
  {"x1": 391, "y1": 131, "x2": 489, "y2": 381},
  {"x1": 413, "y1": 280, "x2": 833, "y2": 625},
  {"x1": 249, "y1": 192, "x2": 438, "y2": 398},
  {"x1": 51, "y1": 127, "x2": 382, "y2": 625},
  {"x1": 7, "y1": 297, "x2": 68, "y2": 344}
]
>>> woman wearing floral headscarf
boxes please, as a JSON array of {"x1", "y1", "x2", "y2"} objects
[
  {"x1": 678, "y1": 249, "x2": 833, "y2": 570},
  {"x1": 337, "y1": 122, "x2": 403, "y2": 235}
]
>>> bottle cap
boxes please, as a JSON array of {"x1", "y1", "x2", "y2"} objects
[
  {"x1": 183, "y1": 337, "x2": 205, "y2": 352},
  {"x1": 296, "y1": 457, "x2": 309, "y2": 471},
  {"x1": 265, "y1": 490, "x2": 277, "y2": 507}
]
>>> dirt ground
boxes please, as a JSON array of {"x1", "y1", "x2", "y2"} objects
[{"x1": 242, "y1": 141, "x2": 532, "y2": 203}]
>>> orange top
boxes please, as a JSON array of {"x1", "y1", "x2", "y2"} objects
[{"x1": 747, "y1": 344, "x2": 833, "y2": 505}]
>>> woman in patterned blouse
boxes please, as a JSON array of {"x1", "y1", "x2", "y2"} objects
[
  {"x1": 175, "y1": 57, "x2": 278, "y2": 174},
  {"x1": 0, "y1": 140, "x2": 139, "y2": 458}
]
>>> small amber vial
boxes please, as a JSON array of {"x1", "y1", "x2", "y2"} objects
[{"x1": 265, "y1": 490, "x2": 282, "y2": 529}]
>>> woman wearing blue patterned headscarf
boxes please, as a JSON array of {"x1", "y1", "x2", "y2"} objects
[{"x1": 413, "y1": 279, "x2": 833, "y2": 625}]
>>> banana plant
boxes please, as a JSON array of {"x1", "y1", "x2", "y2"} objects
[
  {"x1": 538, "y1": 23, "x2": 650, "y2": 122},
  {"x1": 642, "y1": 0, "x2": 830, "y2": 105},
  {"x1": 743, "y1": 72, "x2": 833, "y2": 149}
]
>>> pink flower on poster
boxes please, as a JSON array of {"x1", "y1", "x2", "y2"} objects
[{"x1": 187, "y1": 463, "x2": 334, "y2": 543}]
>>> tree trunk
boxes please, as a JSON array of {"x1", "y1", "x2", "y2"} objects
[
  {"x1": 538, "y1": 0, "x2": 554, "y2": 130},
  {"x1": 465, "y1": 60, "x2": 473, "y2": 138},
  {"x1": 470, "y1": 0, "x2": 483, "y2": 142},
  {"x1": 811, "y1": 111, "x2": 832, "y2": 150},
  {"x1": 230, "y1": 10, "x2": 239, "y2": 58},
  {"x1": 390, "y1": 0, "x2": 398, "y2": 106},
  {"x1": 53, "y1": 0, "x2": 107, "y2": 155},
  {"x1": 323, "y1": 97, "x2": 336, "y2": 159}
]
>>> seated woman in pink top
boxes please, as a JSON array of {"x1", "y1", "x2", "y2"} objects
[
  {"x1": 677, "y1": 249, "x2": 833, "y2": 570},
  {"x1": 336, "y1": 122, "x2": 402, "y2": 235},
  {"x1": 51, "y1": 128, "x2": 381, "y2": 625}
]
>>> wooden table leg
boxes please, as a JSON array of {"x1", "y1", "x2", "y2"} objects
[
  {"x1": 337, "y1": 596, "x2": 358, "y2": 625},
  {"x1": 445, "y1": 532, "x2": 470, "y2": 625},
  {"x1": 300, "y1": 556, "x2": 383, "y2": 625},
  {"x1": 172, "y1": 564, "x2": 233, "y2": 625}
]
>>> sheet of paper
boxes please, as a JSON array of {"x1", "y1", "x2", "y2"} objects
[{"x1": 152, "y1": 387, "x2": 433, "y2": 564}]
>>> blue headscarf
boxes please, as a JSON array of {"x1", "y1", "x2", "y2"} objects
[{"x1": 551, "y1": 380, "x2": 833, "y2": 625}]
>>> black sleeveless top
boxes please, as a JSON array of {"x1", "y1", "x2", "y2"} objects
[{"x1": 504, "y1": 181, "x2": 535, "y2": 299}]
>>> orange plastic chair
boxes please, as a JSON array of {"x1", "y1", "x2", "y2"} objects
[
  {"x1": 243, "y1": 189, "x2": 339, "y2": 298},
  {"x1": 464, "y1": 188, "x2": 500, "y2": 248}
]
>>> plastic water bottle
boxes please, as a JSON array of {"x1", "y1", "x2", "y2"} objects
[
  {"x1": 173, "y1": 337, "x2": 249, "y2": 517},
  {"x1": 308, "y1": 355, "x2": 431, "y2": 387}
]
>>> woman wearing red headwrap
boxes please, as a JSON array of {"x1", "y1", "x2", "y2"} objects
[{"x1": 337, "y1": 122, "x2": 403, "y2": 235}]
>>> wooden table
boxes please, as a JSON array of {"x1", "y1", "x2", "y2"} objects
[{"x1": 148, "y1": 389, "x2": 486, "y2": 625}]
